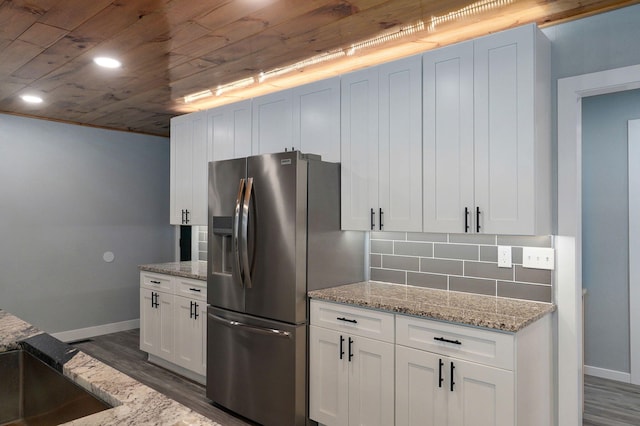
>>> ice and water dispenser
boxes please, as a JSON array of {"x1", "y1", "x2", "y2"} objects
[{"x1": 210, "y1": 216, "x2": 233, "y2": 275}]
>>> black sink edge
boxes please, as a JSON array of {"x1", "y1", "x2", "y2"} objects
[{"x1": 19, "y1": 333, "x2": 79, "y2": 373}]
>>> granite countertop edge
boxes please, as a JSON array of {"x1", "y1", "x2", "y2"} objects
[
  {"x1": 0, "y1": 309, "x2": 220, "y2": 426},
  {"x1": 308, "y1": 281, "x2": 556, "y2": 333},
  {"x1": 139, "y1": 261, "x2": 207, "y2": 281}
]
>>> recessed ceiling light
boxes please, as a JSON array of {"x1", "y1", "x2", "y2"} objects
[
  {"x1": 93, "y1": 57, "x2": 122, "y2": 68},
  {"x1": 20, "y1": 95, "x2": 43, "y2": 104}
]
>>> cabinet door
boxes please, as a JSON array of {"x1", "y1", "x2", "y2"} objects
[
  {"x1": 396, "y1": 346, "x2": 447, "y2": 426},
  {"x1": 190, "y1": 111, "x2": 208, "y2": 225},
  {"x1": 157, "y1": 291, "x2": 175, "y2": 361},
  {"x1": 252, "y1": 90, "x2": 293, "y2": 155},
  {"x1": 170, "y1": 115, "x2": 193, "y2": 225},
  {"x1": 340, "y1": 67, "x2": 379, "y2": 231},
  {"x1": 423, "y1": 42, "x2": 475, "y2": 233},
  {"x1": 448, "y1": 358, "x2": 514, "y2": 426},
  {"x1": 174, "y1": 296, "x2": 205, "y2": 375},
  {"x1": 208, "y1": 100, "x2": 252, "y2": 162},
  {"x1": 309, "y1": 326, "x2": 349, "y2": 426},
  {"x1": 170, "y1": 112, "x2": 207, "y2": 225},
  {"x1": 473, "y1": 25, "x2": 535, "y2": 234},
  {"x1": 378, "y1": 55, "x2": 422, "y2": 232},
  {"x1": 293, "y1": 77, "x2": 340, "y2": 162},
  {"x1": 140, "y1": 288, "x2": 160, "y2": 355},
  {"x1": 348, "y1": 335, "x2": 395, "y2": 426}
]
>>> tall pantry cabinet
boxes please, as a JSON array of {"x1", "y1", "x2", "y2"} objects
[{"x1": 423, "y1": 24, "x2": 551, "y2": 235}]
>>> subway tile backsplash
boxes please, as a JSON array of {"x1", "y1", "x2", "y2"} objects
[{"x1": 370, "y1": 232, "x2": 553, "y2": 303}]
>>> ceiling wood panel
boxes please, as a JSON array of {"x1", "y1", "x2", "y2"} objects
[{"x1": 0, "y1": 0, "x2": 636, "y2": 136}]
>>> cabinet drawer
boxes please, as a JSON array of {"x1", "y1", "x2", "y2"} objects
[
  {"x1": 396, "y1": 316, "x2": 514, "y2": 370},
  {"x1": 175, "y1": 277, "x2": 207, "y2": 302},
  {"x1": 310, "y1": 300, "x2": 394, "y2": 343},
  {"x1": 140, "y1": 272, "x2": 173, "y2": 292}
]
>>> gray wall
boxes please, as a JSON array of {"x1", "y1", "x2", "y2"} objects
[
  {"x1": 582, "y1": 90, "x2": 640, "y2": 373},
  {"x1": 0, "y1": 114, "x2": 175, "y2": 333},
  {"x1": 541, "y1": 4, "x2": 640, "y2": 375}
]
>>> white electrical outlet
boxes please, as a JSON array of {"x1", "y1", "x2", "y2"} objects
[
  {"x1": 522, "y1": 247, "x2": 555, "y2": 270},
  {"x1": 498, "y1": 246, "x2": 512, "y2": 268}
]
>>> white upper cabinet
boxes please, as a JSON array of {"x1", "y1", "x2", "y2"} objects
[
  {"x1": 341, "y1": 55, "x2": 422, "y2": 232},
  {"x1": 473, "y1": 24, "x2": 550, "y2": 235},
  {"x1": 170, "y1": 111, "x2": 208, "y2": 225},
  {"x1": 423, "y1": 24, "x2": 551, "y2": 235},
  {"x1": 293, "y1": 77, "x2": 341, "y2": 162},
  {"x1": 252, "y1": 90, "x2": 294, "y2": 155},
  {"x1": 423, "y1": 41, "x2": 475, "y2": 234},
  {"x1": 340, "y1": 67, "x2": 379, "y2": 231},
  {"x1": 207, "y1": 99, "x2": 252, "y2": 162},
  {"x1": 378, "y1": 55, "x2": 423, "y2": 232}
]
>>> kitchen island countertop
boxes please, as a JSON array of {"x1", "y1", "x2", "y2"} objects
[
  {"x1": 308, "y1": 281, "x2": 555, "y2": 332},
  {"x1": 0, "y1": 309, "x2": 220, "y2": 426},
  {"x1": 139, "y1": 260, "x2": 206, "y2": 281}
]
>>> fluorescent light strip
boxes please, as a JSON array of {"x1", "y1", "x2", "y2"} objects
[
  {"x1": 427, "y1": 0, "x2": 514, "y2": 31},
  {"x1": 259, "y1": 49, "x2": 346, "y2": 83},
  {"x1": 347, "y1": 21, "x2": 425, "y2": 56},
  {"x1": 182, "y1": 0, "x2": 513, "y2": 101},
  {"x1": 215, "y1": 77, "x2": 256, "y2": 96},
  {"x1": 183, "y1": 89, "x2": 213, "y2": 103}
]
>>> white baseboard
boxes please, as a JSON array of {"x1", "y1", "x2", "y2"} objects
[
  {"x1": 584, "y1": 364, "x2": 631, "y2": 383},
  {"x1": 51, "y1": 319, "x2": 140, "y2": 343}
]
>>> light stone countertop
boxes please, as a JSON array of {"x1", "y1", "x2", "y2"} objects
[
  {"x1": 308, "y1": 281, "x2": 555, "y2": 332},
  {"x1": 139, "y1": 261, "x2": 207, "y2": 281},
  {"x1": 0, "y1": 309, "x2": 220, "y2": 426}
]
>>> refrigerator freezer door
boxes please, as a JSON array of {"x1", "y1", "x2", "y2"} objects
[
  {"x1": 245, "y1": 152, "x2": 308, "y2": 324},
  {"x1": 208, "y1": 158, "x2": 246, "y2": 311},
  {"x1": 206, "y1": 306, "x2": 307, "y2": 426}
]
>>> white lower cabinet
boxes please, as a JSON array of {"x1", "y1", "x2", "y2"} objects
[
  {"x1": 310, "y1": 301, "x2": 395, "y2": 426},
  {"x1": 310, "y1": 300, "x2": 552, "y2": 426},
  {"x1": 139, "y1": 272, "x2": 207, "y2": 383},
  {"x1": 396, "y1": 345, "x2": 513, "y2": 426}
]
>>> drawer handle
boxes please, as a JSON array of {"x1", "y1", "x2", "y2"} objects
[
  {"x1": 337, "y1": 317, "x2": 357, "y2": 324},
  {"x1": 150, "y1": 280, "x2": 161, "y2": 284},
  {"x1": 434, "y1": 337, "x2": 462, "y2": 345},
  {"x1": 189, "y1": 288, "x2": 202, "y2": 292}
]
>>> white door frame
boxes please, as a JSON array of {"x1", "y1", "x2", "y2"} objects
[
  {"x1": 558, "y1": 64, "x2": 640, "y2": 425},
  {"x1": 629, "y1": 119, "x2": 640, "y2": 385}
]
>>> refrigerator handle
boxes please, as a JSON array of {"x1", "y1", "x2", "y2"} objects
[
  {"x1": 241, "y1": 177, "x2": 254, "y2": 289},
  {"x1": 208, "y1": 313, "x2": 292, "y2": 338},
  {"x1": 233, "y1": 178, "x2": 245, "y2": 288}
]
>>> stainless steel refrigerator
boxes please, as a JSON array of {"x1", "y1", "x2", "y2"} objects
[{"x1": 206, "y1": 151, "x2": 364, "y2": 426}]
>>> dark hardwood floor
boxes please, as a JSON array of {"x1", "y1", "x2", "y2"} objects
[
  {"x1": 583, "y1": 375, "x2": 640, "y2": 426},
  {"x1": 75, "y1": 329, "x2": 640, "y2": 425},
  {"x1": 73, "y1": 329, "x2": 253, "y2": 426}
]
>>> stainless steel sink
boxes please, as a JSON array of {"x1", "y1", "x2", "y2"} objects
[{"x1": 0, "y1": 350, "x2": 111, "y2": 426}]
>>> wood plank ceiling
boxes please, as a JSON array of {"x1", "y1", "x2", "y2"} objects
[{"x1": 0, "y1": 0, "x2": 637, "y2": 136}]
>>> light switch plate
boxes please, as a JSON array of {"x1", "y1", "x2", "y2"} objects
[
  {"x1": 498, "y1": 246, "x2": 512, "y2": 268},
  {"x1": 522, "y1": 247, "x2": 555, "y2": 270}
]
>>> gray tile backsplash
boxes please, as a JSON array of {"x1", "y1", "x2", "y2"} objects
[
  {"x1": 198, "y1": 227, "x2": 208, "y2": 261},
  {"x1": 370, "y1": 232, "x2": 554, "y2": 303}
]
